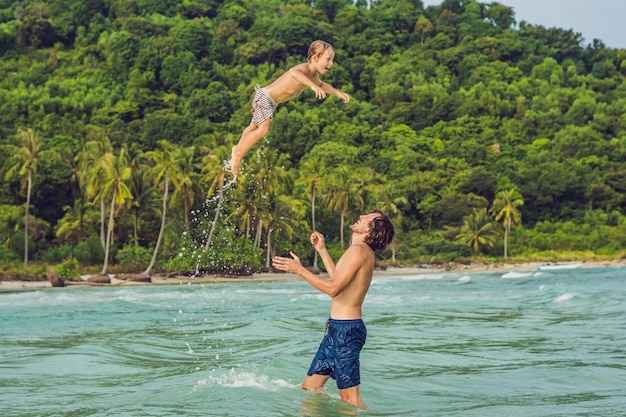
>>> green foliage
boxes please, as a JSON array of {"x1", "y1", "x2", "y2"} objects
[
  {"x1": 39, "y1": 244, "x2": 73, "y2": 263},
  {"x1": 162, "y1": 227, "x2": 263, "y2": 275},
  {"x1": 0, "y1": 0, "x2": 625, "y2": 273},
  {"x1": 0, "y1": 244, "x2": 19, "y2": 261},
  {"x1": 74, "y1": 235, "x2": 104, "y2": 265},
  {"x1": 423, "y1": 238, "x2": 473, "y2": 261},
  {"x1": 54, "y1": 257, "x2": 79, "y2": 279},
  {"x1": 116, "y1": 244, "x2": 153, "y2": 272}
]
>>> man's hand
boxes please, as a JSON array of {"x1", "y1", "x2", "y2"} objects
[
  {"x1": 310, "y1": 231, "x2": 326, "y2": 252},
  {"x1": 272, "y1": 251, "x2": 304, "y2": 275}
]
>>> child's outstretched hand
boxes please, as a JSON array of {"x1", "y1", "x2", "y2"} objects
[{"x1": 337, "y1": 91, "x2": 350, "y2": 103}]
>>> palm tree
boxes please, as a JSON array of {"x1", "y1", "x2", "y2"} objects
[
  {"x1": 296, "y1": 157, "x2": 326, "y2": 270},
  {"x1": 374, "y1": 182, "x2": 407, "y2": 221},
  {"x1": 127, "y1": 165, "x2": 160, "y2": 247},
  {"x1": 55, "y1": 197, "x2": 98, "y2": 244},
  {"x1": 170, "y1": 146, "x2": 201, "y2": 229},
  {"x1": 98, "y1": 147, "x2": 133, "y2": 275},
  {"x1": 373, "y1": 182, "x2": 407, "y2": 263},
  {"x1": 456, "y1": 208, "x2": 499, "y2": 255},
  {"x1": 324, "y1": 166, "x2": 365, "y2": 250},
  {"x1": 234, "y1": 147, "x2": 290, "y2": 249},
  {"x1": 0, "y1": 205, "x2": 23, "y2": 250},
  {"x1": 226, "y1": 186, "x2": 259, "y2": 240},
  {"x1": 2, "y1": 128, "x2": 53, "y2": 268},
  {"x1": 200, "y1": 145, "x2": 232, "y2": 249},
  {"x1": 142, "y1": 140, "x2": 177, "y2": 276},
  {"x1": 490, "y1": 188, "x2": 524, "y2": 259},
  {"x1": 58, "y1": 145, "x2": 84, "y2": 200},
  {"x1": 258, "y1": 195, "x2": 299, "y2": 268},
  {"x1": 81, "y1": 131, "x2": 113, "y2": 248}
]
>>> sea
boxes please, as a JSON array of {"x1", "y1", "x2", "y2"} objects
[{"x1": 1, "y1": 266, "x2": 625, "y2": 417}]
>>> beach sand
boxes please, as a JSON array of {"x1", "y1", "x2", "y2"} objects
[{"x1": 1, "y1": 259, "x2": 624, "y2": 292}]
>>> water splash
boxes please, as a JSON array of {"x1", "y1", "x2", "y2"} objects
[
  {"x1": 195, "y1": 368, "x2": 297, "y2": 391},
  {"x1": 222, "y1": 175, "x2": 238, "y2": 191}
]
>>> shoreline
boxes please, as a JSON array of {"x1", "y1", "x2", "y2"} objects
[{"x1": 1, "y1": 259, "x2": 625, "y2": 292}]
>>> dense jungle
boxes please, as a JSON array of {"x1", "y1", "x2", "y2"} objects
[{"x1": 1, "y1": 0, "x2": 625, "y2": 278}]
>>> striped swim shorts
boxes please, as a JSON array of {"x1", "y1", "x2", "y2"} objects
[{"x1": 251, "y1": 85, "x2": 278, "y2": 125}]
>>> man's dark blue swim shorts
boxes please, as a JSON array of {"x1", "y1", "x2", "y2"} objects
[{"x1": 307, "y1": 318, "x2": 367, "y2": 389}]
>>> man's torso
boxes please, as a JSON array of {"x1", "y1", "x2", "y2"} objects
[{"x1": 329, "y1": 244, "x2": 374, "y2": 320}]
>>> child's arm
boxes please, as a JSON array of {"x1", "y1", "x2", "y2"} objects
[
  {"x1": 288, "y1": 68, "x2": 327, "y2": 99},
  {"x1": 320, "y1": 81, "x2": 350, "y2": 103}
]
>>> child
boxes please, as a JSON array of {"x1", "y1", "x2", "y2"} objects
[{"x1": 226, "y1": 40, "x2": 350, "y2": 176}]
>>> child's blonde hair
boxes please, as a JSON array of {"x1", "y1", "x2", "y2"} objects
[{"x1": 308, "y1": 40, "x2": 334, "y2": 62}]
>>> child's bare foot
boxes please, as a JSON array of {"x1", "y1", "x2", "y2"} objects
[{"x1": 229, "y1": 146, "x2": 242, "y2": 176}]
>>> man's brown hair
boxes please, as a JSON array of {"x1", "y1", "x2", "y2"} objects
[{"x1": 365, "y1": 210, "x2": 395, "y2": 251}]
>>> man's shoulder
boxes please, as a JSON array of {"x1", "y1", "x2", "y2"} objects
[{"x1": 346, "y1": 242, "x2": 374, "y2": 258}]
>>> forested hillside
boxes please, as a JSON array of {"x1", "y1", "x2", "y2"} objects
[{"x1": 1, "y1": 0, "x2": 625, "y2": 276}]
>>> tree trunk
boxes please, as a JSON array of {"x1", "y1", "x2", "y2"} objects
[
  {"x1": 340, "y1": 207, "x2": 346, "y2": 250},
  {"x1": 133, "y1": 209, "x2": 139, "y2": 246},
  {"x1": 205, "y1": 176, "x2": 224, "y2": 249},
  {"x1": 100, "y1": 188, "x2": 117, "y2": 275},
  {"x1": 311, "y1": 186, "x2": 318, "y2": 269},
  {"x1": 265, "y1": 228, "x2": 272, "y2": 269},
  {"x1": 254, "y1": 219, "x2": 262, "y2": 248},
  {"x1": 143, "y1": 175, "x2": 168, "y2": 276},
  {"x1": 504, "y1": 217, "x2": 510, "y2": 259},
  {"x1": 184, "y1": 190, "x2": 190, "y2": 229},
  {"x1": 100, "y1": 196, "x2": 106, "y2": 248},
  {"x1": 24, "y1": 169, "x2": 32, "y2": 269}
]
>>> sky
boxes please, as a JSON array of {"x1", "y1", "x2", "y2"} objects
[{"x1": 421, "y1": 0, "x2": 626, "y2": 49}]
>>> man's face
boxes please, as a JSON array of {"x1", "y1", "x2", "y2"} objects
[{"x1": 349, "y1": 212, "x2": 381, "y2": 234}]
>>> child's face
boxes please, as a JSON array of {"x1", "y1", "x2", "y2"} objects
[{"x1": 314, "y1": 49, "x2": 335, "y2": 74}]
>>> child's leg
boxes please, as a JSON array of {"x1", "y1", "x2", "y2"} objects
[{"x1": 229, "y1": 119, "x2": 271, "y2": 175}]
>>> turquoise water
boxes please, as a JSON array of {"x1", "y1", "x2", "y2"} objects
[{"x1": 1, "y1": 267, "x2": 625, "y2": 417}]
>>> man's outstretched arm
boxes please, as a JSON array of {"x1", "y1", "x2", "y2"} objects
[{"x1": 273, "y1": 247, "x2": 365, "y2": 298}]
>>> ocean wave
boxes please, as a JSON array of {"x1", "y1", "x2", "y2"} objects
[
  {"x1": 553, "y1": 293, "x2": 576, "y2": 303},
  {"x1": 501, "y1": 271, "x2": 534, "y2": 279},
  {"x1": 397, "y1": 273, "x2": 445, "y2": 281}
]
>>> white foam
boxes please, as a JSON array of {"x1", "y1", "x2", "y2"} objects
[
  {"x1": 290, "y1": 293, "x2": 326, "y2": 302},
  {"x1": 457, "y1": 276, "x2": 471, "y2": 284},
  {"x1": 196, "y1": 368, "x2": 298, "y2": 392},
  {"x1": 553, "y1": 293, "x2": 575, "y2": 303},
  {"x1": 397, "y1": 273, "x2": 445, "y2": 281},
  {"x1": 236, "y1": 288, "x2": 298, "y2": 295},
  {"x1": 501, "y1": 271, "x2": 533, "y2": 279}
]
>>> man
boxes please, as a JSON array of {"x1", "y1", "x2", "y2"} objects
[{"x1": 272, "y1": 210, "x2": 395, "y2": 408}]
